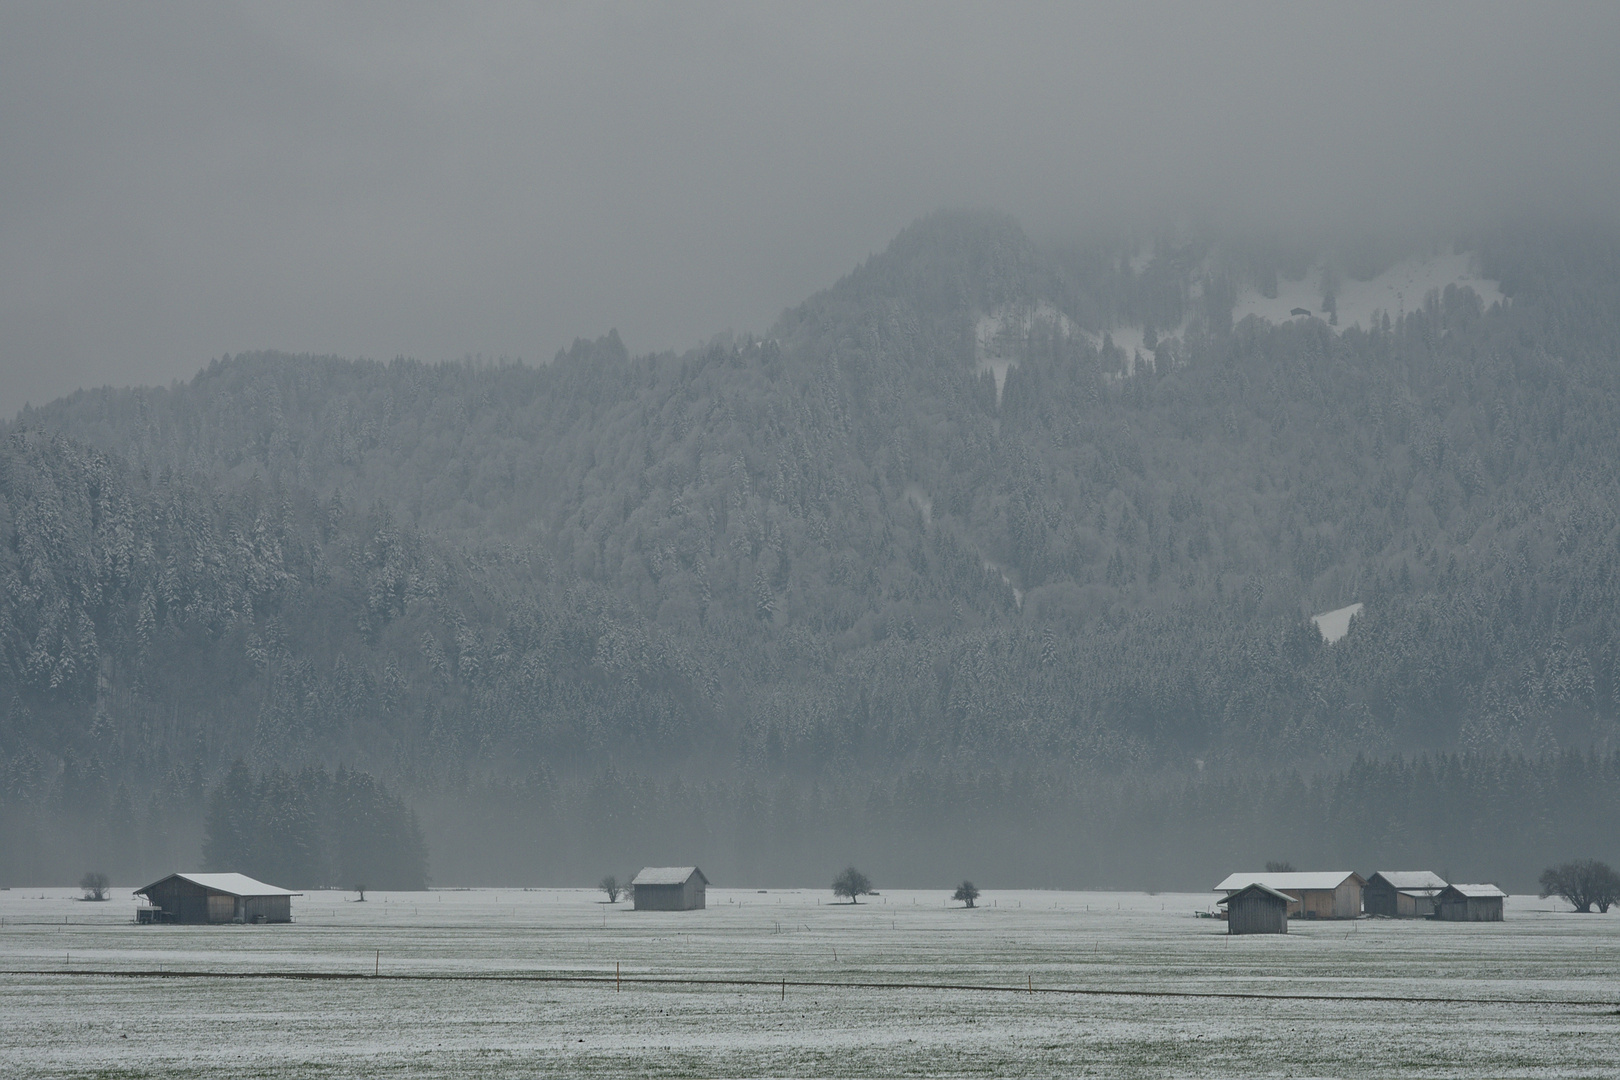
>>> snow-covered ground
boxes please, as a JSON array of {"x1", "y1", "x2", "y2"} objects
[
  {"x1": 975, "y1": 301, "x2": 1075, "y2": 403},
  {"x1": 1232, "y1": 251, "x2": 1506, "y2": 331},
  {"x1": 3, "y1": 885, "x2": 1616, "y2": 1077},
  {"x1": 1099, "y1": 324, "x2": 1164, "y2": 377},
  {"x1": 976, "y1": 303, "x2": 1165, "y2": 390},
  {"x1": 1312, "y1": 602, "x2": 1364, "y2": 643},
  {"x1": 975, "y1": 249, "x2": 1504, "y2": 405},
  {"x1": 903, "y1": 484, "x2": 932, "y2": 527},
  {"x1": 981, "y1": 557, "x2": 1023, "y2": 607}
]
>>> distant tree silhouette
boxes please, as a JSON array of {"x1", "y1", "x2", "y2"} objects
[
  {"x1": 952, "y1": 880, "x2": 980, "y2": 908},
  {"x1": 600, "y1": 875, "x2": 622, "y2": 903},
  {"x1": 1540, "y1": 860, "x2": 1620, "y2": 913},
  {"x1": 79, "y1": 872, "x2": 109, "y2": 901}
]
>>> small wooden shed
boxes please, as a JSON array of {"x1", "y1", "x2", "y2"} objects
[
  {"x1": 1219, "y1": 882, "x2": 1291, "y2": 935},
  {"x1": 134, "y1": 872, "x2": 300, "y2": 924},
  {"x1": 631, "y1": 866, "x2": 708, "y2": 911},
  {"x1": 1215, "y1": 871, "x2": 1365, "y2": 919},
  {"x1": 1434, "y1": 883, "x2": 1505, "y2": 922},
  {"x1": 1364, "y1": 871, "x2": 1448, "y2": 918}
]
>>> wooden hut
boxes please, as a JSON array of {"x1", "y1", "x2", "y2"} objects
[
  {"x1": 1364, "y1": 871, "x2": 1448, "y2": 918},
  {"x1": 1215, "y1": 871, "x2": 1365, "y2": 919},
  {"x1": 1219, "y1": 882, "x2": 1291, "y2": 935},
  {"x1": 134, "y1": 872, "x2": 300, "y2": 924},
  {"x1": 631, "y1": 866, "x2": 708, "y2": 911},
  {"x1": 1434, "y1": 883, "x2": 1505, "y2": 922}
]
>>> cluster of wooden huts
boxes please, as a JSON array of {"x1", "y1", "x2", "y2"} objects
[
  {"x1": 1215, "y1": 870, "x2": 1506, "y2": 934},
  {"x1": 129, "y1": 862, "x2": 1504, "y2": 934}
]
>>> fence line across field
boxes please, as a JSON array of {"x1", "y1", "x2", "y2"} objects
[{"x1": 5, "y1": 968, "x2": 1614, "y2": 1010}]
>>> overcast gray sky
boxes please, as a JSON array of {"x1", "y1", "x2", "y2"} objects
[{"x1": 2, "y1": 1, "x2": 1617, "y2": 415}]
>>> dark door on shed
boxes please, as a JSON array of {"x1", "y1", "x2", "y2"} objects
[
  {"x1": 148, "y1": 878, "x2": 213, "y2": 924},
  {"x1": 242, "y1": 895, "x2": 292, "y2": 923},
  {"x1": 1227, "y1": 889, "x2": 1289, "y2": 935},
  {"x1": 1363, "y1": 880, "x2": 1396, "y2": 917}
]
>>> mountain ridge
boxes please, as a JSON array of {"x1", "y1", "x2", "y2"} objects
[{"x1": 5, "y1": 211, "x2": 1620, "y2": 883}]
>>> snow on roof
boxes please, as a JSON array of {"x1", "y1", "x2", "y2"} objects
[
  {"x1": 136, "y1": 872, "x2": 300, "y2": 898},
  {"x1": 1215, "y1": 871, "x2": 1364, "y2": 893},
  {"x1": 631, "y1": 866, "x2": 708, "y2": 887},
  {"x1": 1445, "y1": 883, "x2": 1507, "y2": 898},
  {"x1": 1311, "y1": 603, "x2": 1363, "y2": 643},
  {"x1": 1371, "y1": 871, "x2": 1448, "y2": 890},
  {"x1": 1218, "y1": 882, "x2": 1294, "y2": 904}
]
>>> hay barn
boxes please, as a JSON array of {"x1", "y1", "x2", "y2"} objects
[
  {"x1": 134, "y1": 872, "x2": 300, "y2": 924},
  {"x1": 1215, "y1": 871, "x2": 1365, "y2": 919},
  {"x1": 1434, "y1": 883, "x2": 1506, "y2": 922},
  {"x1": 1364, "y1": 871, "x2": 1448, "y2": 918},
  {"x1": 1219, "y1": 882, "x2": 1291, "y2": 935},
  {"x1": 631, "y1": 866, "x2": 708, "y2": 911}
]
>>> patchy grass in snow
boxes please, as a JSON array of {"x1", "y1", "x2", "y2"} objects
[{"x1": 2, "y1": 887, "x2": 1616, "y2": 1077}]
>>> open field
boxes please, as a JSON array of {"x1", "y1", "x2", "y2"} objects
[{"x1": 2, "y1": 886, "x2": 1617, "y2": 1078}]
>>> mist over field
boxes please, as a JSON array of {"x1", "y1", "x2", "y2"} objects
[{"x1": 2, "y1": 4, "x2": 1620, "y2": 898}]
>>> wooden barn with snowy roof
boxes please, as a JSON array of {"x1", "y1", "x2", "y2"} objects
[
  {"x1": 134, "y1": 873, "x2": 300, "y2": 924},
  {"x1": 1434, "y1": 883, "x2": 1506, "y2": 922},
  {"x1": 1215, "y1": 871, "x2": 1365, "y2": 919},
  {"x1": 1218, "y1": 882, "x2": 1291, "y2": 935},
  {"x1": 631, "y1": 866, "x2": 708, "y2": 911},
  {"x1": 1364, "y1": 871, "x2": 1448, "y2": 918}
]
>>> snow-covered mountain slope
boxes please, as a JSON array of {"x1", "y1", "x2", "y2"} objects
[
  {"x1": 1233, "y1": 251, "x2": 1505, "y2": 329},
  {"x1": 975, "y1": 301, "x2": 1076, "y2": 402}
]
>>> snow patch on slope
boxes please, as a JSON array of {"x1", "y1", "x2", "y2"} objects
[
  {"x1": 903, "y1": 485, "x2": 932, "y2": 527},
  {"x1": 983, "y1": 558, "x2": 1023, "y2": 609},
  {"x1": 1311, "y1": 602, "x2": 1363, "y2": 643},
  {"x1": 1099, "y1": 326, "x2": 1167, "y2": 379},
  {"x1": 1233, "y1": 251, "x2": 1504, "y2": 330},
  {"x1": 975, "y1": 302, "x2": 1076, "y2": 404}
]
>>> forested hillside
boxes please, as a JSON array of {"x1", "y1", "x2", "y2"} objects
[{"x1": 5, "y1": 212, "x2": 1620, "y2": 886}]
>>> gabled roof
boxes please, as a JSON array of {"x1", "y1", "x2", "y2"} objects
[
  {"x1": 135, "y1": 872, "x2": 300, "y2": 898},
  {"x1": 631, "y1": 866, "x2": 708, "y2": 887},
  {"x1": 1369, "y1": 871, "x2": 1448, "y2": 891},
  {"x1": 1215, "y1": 871, "x2": 1365, "y2": 893},
  {"x1": 1218, "y1": 882, "x2": 1293, "y2": 905},
  {"x1": 1442, "y1": 883, "x2": 1506, "y2": 899}
]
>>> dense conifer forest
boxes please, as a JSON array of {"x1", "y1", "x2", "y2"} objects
[{"x1": 3, "y1": 212, "x2": 1619, "y2": 888}]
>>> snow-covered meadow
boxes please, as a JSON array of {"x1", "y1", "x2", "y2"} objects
[
  {"x1": 3, "y1": 886, "x2": 1616, "y2": 1077},
  {"x1": 1230, "y1": 250, "x2": 1506, "y2": 330}
]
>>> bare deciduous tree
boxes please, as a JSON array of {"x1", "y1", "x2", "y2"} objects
[
  {"x1": 79, "y1": 872, "x2": 109, "y2": 901},
  {"x1": 600, "y1": 875, "x2": 622, "y2": 903},
  {"x1": 1540, "y1": 860, "x2": 1620, "y2": 913},
  {"x1": 952, "y1": 880, "x2": 980, "y2": 908}
]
